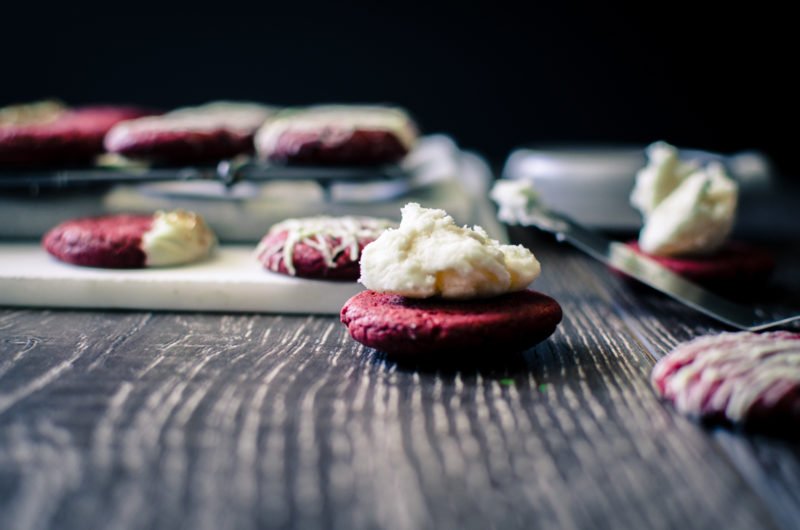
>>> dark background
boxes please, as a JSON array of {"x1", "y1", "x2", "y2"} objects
[{"x1": 2, "y1": 4, "x2": 797, "y2": 176}]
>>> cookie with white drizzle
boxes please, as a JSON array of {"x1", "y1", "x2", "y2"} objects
[
  {"x1": 651, "y1": 331, "x2": 800, "y2": 430},
  {"x1": 255, "y1": 216, "x2": 395, "y2": 281}
]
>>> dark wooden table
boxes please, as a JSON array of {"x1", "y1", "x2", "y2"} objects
[{"x1": 1, "y1": 229, "x2": 798, "y2": 530}]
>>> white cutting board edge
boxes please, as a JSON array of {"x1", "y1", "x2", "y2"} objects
[{"x1": 0, "y1": 244, "x2": 363, "y2": 315}]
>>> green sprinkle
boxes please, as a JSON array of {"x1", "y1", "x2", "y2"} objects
[
  {"x1": 538, "y1": 384, "x2": 549, "y2": 393},
  {"x1": 500, "y1": 378, "x2": 515, "y2": 386}
]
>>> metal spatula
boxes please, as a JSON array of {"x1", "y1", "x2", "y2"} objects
[{"x1": 507, "y1": 204, "x2": 800, "y2": 331}]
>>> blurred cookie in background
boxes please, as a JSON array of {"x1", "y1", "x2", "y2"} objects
[
  {"x1": 1, "y1": 100, "x2": 153, "y2": 168},
  {"x1": 104, "y1": 101, "x2": 276, "y2": 165},
  {"x1": 256, "y1": 105, "x2": 418, "y2": 166}
]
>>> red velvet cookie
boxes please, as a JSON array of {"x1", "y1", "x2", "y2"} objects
[
  {"x1": 626, "y1": 241, "x2": 775, "y2": 289},
  {"x1": 651, "y1": 331, "x2": 800, "y2": 430},
  {"x1": 43, "y1": 210, "x2": 216, "y2": 268},
  {"x1": 104, "y1": 102, "x2": 275, "y2": 165},
  {"x1": 340, "y1": 290, "x2": 563, "y2": 357},
  {"x1": 255, "y1": 105, "x2": 418, "y2": 166},
  {"x1": 0, "y1": 102, "x2": 153, "y2": 167},
  {"x1": 43, "y1": 215, "x2": 152, "y2": 268},
  {"x1": 256, "y1": 216, "x2": 394, "y2": 281},
  {"x1": 266, "y1": 129, "x2": 409, "y2": 166}
]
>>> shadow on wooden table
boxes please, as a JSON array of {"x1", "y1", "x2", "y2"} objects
[{"x1": 354, "y1": 335, "x2": 572, "y2": 381}]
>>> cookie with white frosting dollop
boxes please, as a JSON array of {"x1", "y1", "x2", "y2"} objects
[
  {"x1": 340, "y1": 203, "x2": 562, "y2": 359},
  {"x1": 626, "y1": 142, "x2": 774, "y2": 290},
  {"x1": 43, "y1": 210, "x2": 216, "y2": 268}
]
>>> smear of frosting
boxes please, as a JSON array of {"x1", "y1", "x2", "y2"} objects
[{"x1": 142, "y1": 210, "x2": 217, "y2": 267}]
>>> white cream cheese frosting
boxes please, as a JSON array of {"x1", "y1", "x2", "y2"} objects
[
  {"x1": 142, "y1": 210, "x2": 217, "y2": 267},
  {"x1": 631, "y1": 142, "x2": 738, "y2": 256},
  {"x1": 630, "y1": 142, "x2": 699, "y2": 217},
  {"x1": 255, "y1": 105, "x2": 418, "y2": 155},
  {"x1": 359, "y1": 203, "x2": 540, "y2": 299},
  {"x1": 489, "y1": 179, "x2": 540, "y2": 225}
]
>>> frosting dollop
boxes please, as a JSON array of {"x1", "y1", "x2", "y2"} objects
[
  {"x1": 359, "y1": 203, "x2": 540, "y2": 299},
  {"x1": 631, "y1": 142, "x2": 738, "y2": 256},
  {"x1": 141, "y1": 210, "x2": 217, "y2": 266}
]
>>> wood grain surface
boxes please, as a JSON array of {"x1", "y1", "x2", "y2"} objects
[{"x1": 1, "y1": 230, "x2": 798, "y2": 530}]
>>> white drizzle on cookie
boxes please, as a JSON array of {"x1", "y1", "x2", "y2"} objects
[
  {"x1": 257, "y1": 216, "x2": 395, "y2": 276},
  {"x1": 653, "y1": 331, "x2": 800, "y2": 422}
]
